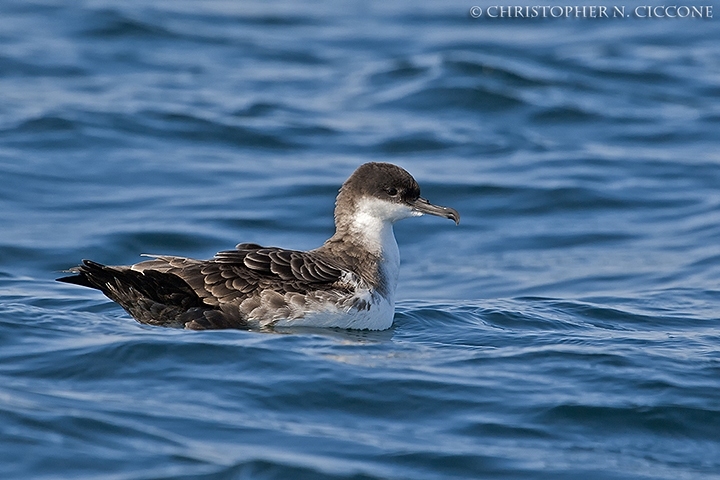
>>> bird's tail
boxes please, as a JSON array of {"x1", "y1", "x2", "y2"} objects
[
  {"x1": 57, "y1": 260, "x2": 210, "y2": 327},
  {"x1": 57, "y1": 261, "x2": 97, "y2": 288}
]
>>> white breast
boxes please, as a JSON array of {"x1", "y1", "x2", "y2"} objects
[{"x1": 271, "y1": 196, "x2": 411, "y2": 331}]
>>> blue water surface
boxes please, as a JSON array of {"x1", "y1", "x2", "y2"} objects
[{"x1": 2, "y1": 1, "x2": 720, "y2": 478}]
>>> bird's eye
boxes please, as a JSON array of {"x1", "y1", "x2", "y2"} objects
[{"x1": 387, "y1": 187, "x2": 398, "y2": 196}]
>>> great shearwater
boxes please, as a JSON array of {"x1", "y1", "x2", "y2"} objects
[{"x1": 58, "y1": 162, "x2": 459, "y2": 330}]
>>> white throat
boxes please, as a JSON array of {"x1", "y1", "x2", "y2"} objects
[{"x1": 345, "y1": 197, "x2": 419, "y2": 292}]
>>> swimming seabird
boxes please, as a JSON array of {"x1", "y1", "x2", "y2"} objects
[{"x1": 58, "y1": 162, "x2": 459, "y2": 331}]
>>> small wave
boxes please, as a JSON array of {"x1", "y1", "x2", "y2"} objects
[
  {"x1": 383, "y1": 85, "x2": 523, "y2": 112},
  {"x1": 13, "y1": 110, "x2": 307, "y2": 150},
  {"x1": 531, "y1": 106, "x2": 604, "y2": 124},
  {"x1": 427, "y1": 183, "x2": 658, "y2": 217},
  {"x1": 4, "y1": 116, "x2": 79, "y2": 134},
  {"x1": 231, "y1": 102, "x2": 285, "y2": 118},
  {"x1": 375, "y1": 133, "x2": 453, "y2": 154},
  {"x1": 97, "y1": 230, "x2": 224, "y2": 258},
  {"x1": 139, "y1": 111, "x2": 298, "y2": 149},
  {"x1": 0, "y1": 55, "x2": 86, "y2": 78},
  {"x1": 442, "y1": 56, "x2": 551, "y2": 88},
  {"x1": 368, "y1": 60, "x2": 431, "y2": 87},
  {"x1": 538, "y1": 404, "x2": 720, "y2": 440},
  {"x1": 82, "y1": 9, "x2": 181, "y2": 40},
  {"x1": 396, "y1": 296, "x2": 713, "y2": 345}
]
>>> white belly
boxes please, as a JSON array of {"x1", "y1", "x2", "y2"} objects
[{"x1": 272, "y1": 291, "x2": 395, "y2": 331}]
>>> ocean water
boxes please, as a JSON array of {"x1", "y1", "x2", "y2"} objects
[{"x1": 2, "y1": 0, "x2": 720, "y2": 478}]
